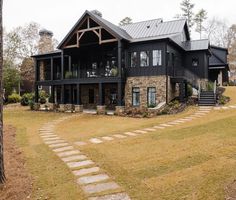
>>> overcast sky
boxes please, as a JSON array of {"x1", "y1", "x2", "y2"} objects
[{"x1": 3, "y1": 0, "x2": 236, "y2": 41}]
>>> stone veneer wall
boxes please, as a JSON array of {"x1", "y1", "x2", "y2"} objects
[
  {"x1": 167, "y1": 76, "x2": 179, "y2": 102},
  {"x1": 125, "y1": 76, "x2": 167, "y2": 109}
]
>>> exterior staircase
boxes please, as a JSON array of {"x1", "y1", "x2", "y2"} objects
[
  {"x1": 198, "y1": 81, "x2": 217, "y2": 106},
  {"x1": 198, "y1": 91, "x2": 216, "y2": 106}
]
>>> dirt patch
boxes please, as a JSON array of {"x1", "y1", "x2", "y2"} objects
[
  {"x1": 0, "y1": 125, "x2": 32, "y2": 200},
  {"x1": 225, "y1": 180, "x2": 236, "y2": 200}
]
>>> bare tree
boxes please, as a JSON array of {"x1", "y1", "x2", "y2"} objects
[
  {"x1": 0, "y1": 0, "x2": 5, "y2": 185},
  {"x1": 204, "y1": 17, "x2": 229, "y2": 47}
]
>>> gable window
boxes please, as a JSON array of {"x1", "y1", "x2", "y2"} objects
[
  {"x1": 140, "y1": 51, "x2": 150, "y2": 67},
  {"x1": 153, "y1": 50, "x2": 162, "y2": 66},
  {"x1": 132, "y1": 87, "x2": 140, "y2": 106},
  {"x1": 129, "y1": 52, "x2": 138, "y2": 67},
  {"x1": 147, "y1": 87, "x2": 156, "y2": 107},
  {"x1": 192, "y1": 58, "x2": 199, "y2": 67}
]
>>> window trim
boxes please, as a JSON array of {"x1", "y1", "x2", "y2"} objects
[
  {"x1": 192, "y1": 57, "x2": 199, "y2": 67},
  {"x1": 129, "y1": 52, "x2": 138, "y2": 67},
  {"x1": 140, "y1": 51, "x2": 150, "y2": 67},
  {"x1": 132, "y1": 87, "x2": 140, "y2": 106},
  {"x1": 152, "y1": 50, "x2": 162, "y2": 66},
  {"x1": 147, "y1": 87, "x2": 156, "y2": 107}
]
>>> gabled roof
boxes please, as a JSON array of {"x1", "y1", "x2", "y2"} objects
[
  {"x1": 58, "y1": 10, "x2": 191, "y2": 48},
  {"x1": 182, "y1": 39, "x2": 209, "y2": 51},
  {"x1": 209, "y1": 46, "x2": 228, "y2": 68},
  {"x1": 57, "y1": 10, "x2": 132, "y2": 49},
  {"x1": 121, "y1": 18, "x2": 188, "y2": 43}
]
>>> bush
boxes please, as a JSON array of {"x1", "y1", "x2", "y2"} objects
[
  {"x1": 207, "y1": 82, "x2": 214, "y2": 91},
  {"x1": 187, "y1": 84, "x2": 193, "y2": 97},
  {"x1": 39, "y1": 90, "x2": 49, "y2": 104},
  {"x1": 8, "y1": 92, "x2": 21, "y2": 103},
  {"x1": 29, "y1": 101, "x2": 34, "y2": 110},
  {"x1": 21, "y1": 93, "x2": 34, "y2": 106},
  {"x1": 219, "y1": 95, "x2": 230, "y2": 105},
  {"x1": 229, "y1": 81, "x2": 236, "y2": 86}
]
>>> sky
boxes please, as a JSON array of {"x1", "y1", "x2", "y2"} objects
[{"x1": 3, "y1": 0, "x2": 236, "y2": 42}]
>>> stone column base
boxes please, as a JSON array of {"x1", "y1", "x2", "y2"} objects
[
  {"x1": 75, "y1": 105, "x2": 83, "y2": 113},
  {"x1": 114, "y1": 106, "x2": 125, "y2": 116},
  {"x1": 58, "y1": 104, "x2": 65, "y2": 112},
  {"x1": 65, "y1": 104, "x2": 74, "y2": 112},
  {"x1": 48, "y1": 103, "x2": 59, "y2": 111},
  {"x1": 97, "y1": 105, "x2": 106, "y2": 115}
]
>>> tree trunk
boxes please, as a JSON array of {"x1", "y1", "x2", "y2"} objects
[{"x1": 0, "y1": 0, "x2": 5, "y2": 184}]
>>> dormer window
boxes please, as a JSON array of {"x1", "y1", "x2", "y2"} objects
[{"x1": 192, "y1": 58, "x2": 199, "y2": 67}]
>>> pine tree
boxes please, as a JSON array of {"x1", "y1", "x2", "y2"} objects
[
  {"x1": 180, "y1": 0, "x2": 195, "y2": 30},
  {"x1": 119, "y1": 17, "x2": 133, "y2": 26},
  {"x1": 194, "y1": 9, "x2": 208, "y2": 39},
  {"x1": 0, "y1": 0, "x2": 5, "y2": 185}
]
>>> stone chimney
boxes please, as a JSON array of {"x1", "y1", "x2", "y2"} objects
[{"x1": 38, "y1": 29, "x2": 54, "y2": 54}]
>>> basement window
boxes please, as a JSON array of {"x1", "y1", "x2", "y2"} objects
[
  {"x1": 192, "y1": 58, "x2": 199, "y2": 67},
  {"x1": 132, "y1": 87, "x2": 140, "y2": 106}
]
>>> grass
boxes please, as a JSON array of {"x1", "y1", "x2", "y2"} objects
[
  {"x1": 56, "y1": 86, "x2": 236, "y2": 199},
  {"x1": 4, "y1": 86, "x2": 236, "y2": 199},
  {"x1": 4, "y1": 107, "x2": 87, "y2": 200},
  {"x1": 55, "y1": 106, "x2": 197, "y2": 142}
]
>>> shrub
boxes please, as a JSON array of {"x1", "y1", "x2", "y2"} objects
[
  {"x1": 207, "y1": 82, "x2": 214, "y2": 91},
  {"x1": 187, "y1": 84, "x2": 193, "y2": 97},
  {"x1": 21, "y1": 93, "x2": 34, "y2": 106},
  {"x1": 29, "y1": 101, "x2": 34, "y2": 110},
  {"x1": 219, "y1": 95, "x2": 230, "y2": 105},
  {"x1": 8, "y1": 92, "x2": 21, "y2": 103},
  {"x1": 39, "y1": 90, "x2": 49, "y2": 104},
  {"x1": 229, "y1": 81, "x2": 236, "y2": 86}
]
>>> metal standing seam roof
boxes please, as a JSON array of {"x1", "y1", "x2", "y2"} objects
[
  {"x1": 182, "y1": 39, "x2": 209, "y2": 51},
  {"x1": 120, "y1": 19, "x2": 187, "y2": 42}
]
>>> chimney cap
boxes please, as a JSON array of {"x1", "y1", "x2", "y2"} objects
[{"x1": 39, "y1": 28, "x2": 53, "y2": 37}]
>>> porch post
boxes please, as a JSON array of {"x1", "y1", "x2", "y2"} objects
[
  {"x1": 51, "y1": 57, "x2": 54, "y2": 81},
  {"x1": 179, "y1": 82, "x2": 185, "y2": 102},
  {"x1": 61, "y1": 84, "x2": 65, "y2": 104},
  {"x1": 35, "y1": 85, "x2": 39, "y2": 103},
  {"x1": 69, "y1": 85, "x2": 73, "y2": 104},
  {"x1": 51, "y1": 85, "x2": 55, "y2": 103},
  {"x1": 98, "y1": 82, "x2": 103, "y2": 105},
  {"x1": 76, "y1": 84, "x2": 81, "y2": 105},
  {"x1": 118, "y1": 40, "x2": 122, "y2": 77},
  {"x1": 117, "y1": 81, "x2": 122, "y2": 106},
  {"x1": 61, "y1": 50, "x2": 64, "y2": 80}
]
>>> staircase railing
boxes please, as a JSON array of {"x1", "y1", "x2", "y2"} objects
[
  {"x1": 198, "y1": 82, "x2": 201, "y2": 100},
  {"x1": 213, "y1": 80, "x2": 217, "y2": 102}
]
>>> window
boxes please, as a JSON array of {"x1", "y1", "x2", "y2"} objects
[
  {"x1": 89, "y1": 89, "x2": 94, "y2": 104},
  {"x1": 129, "y1": 52, "x2": 138, "y2": 67},
  {"x1": 132, "y1": 87, "x2": 140, "y2": 106},
  {"x1": 192, "y1": 58, "x2": 199, "y2": 67},
  {"x1": 147, "y1": 87, "x2": 156, "y2": 107},
  {"x1": 153, "y1": 50, "x2": 162, "y2": 66},
  {"x1": 140, "y1": 51, "x2": 150, "y2": 67}
]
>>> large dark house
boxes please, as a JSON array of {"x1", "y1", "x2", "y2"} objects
[{"x1": 32, "y1": 10, "x2": 228, "y2": 113}]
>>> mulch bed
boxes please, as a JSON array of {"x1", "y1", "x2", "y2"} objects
[{"x1": 0, "y1": 125, "x2": 32, "y2": 200}]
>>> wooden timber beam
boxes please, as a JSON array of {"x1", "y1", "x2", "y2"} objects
[
  {"x1": 78, "y1": 26, "x2": 102, "y2": 33},
  {"x1": 100, "y1": 38, "x2": 118, "y2": 44}
]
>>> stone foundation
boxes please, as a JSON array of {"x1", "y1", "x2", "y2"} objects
[
  {"x1": 75, "y1": 105, "x2": 83, "y2": 113},
  {"x1": 97, "y1": 105, "x2": 106, "y2": 115},
  {"x1": 114, "y1": 106, "x2": 125, "y2": 116}
]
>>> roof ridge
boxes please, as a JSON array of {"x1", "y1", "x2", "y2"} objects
[
  {"x1": 160, "y1": 18, "x2": 186, "y2": 24},
  {"x1": 120, "y1": 18, "x2": 162, "y2": 27},
  {"x1": 190, "y1": 39, "x2": 209, "y2": 42}
]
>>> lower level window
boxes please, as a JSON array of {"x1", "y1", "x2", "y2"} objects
[
  {"x1": 132, "y1": 87, "x2": 140, "y2": 106},
  {"x1": 147, "y1": 87, "x2": 156, "y2": 107}
]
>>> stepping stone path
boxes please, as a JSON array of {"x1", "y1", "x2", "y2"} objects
[
  {"x1": 73, "y1": 106, "x2": 214, "y2": 147},
  {"x1": 39, "y1": 115, "x2": 130, "y2": 200}
]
